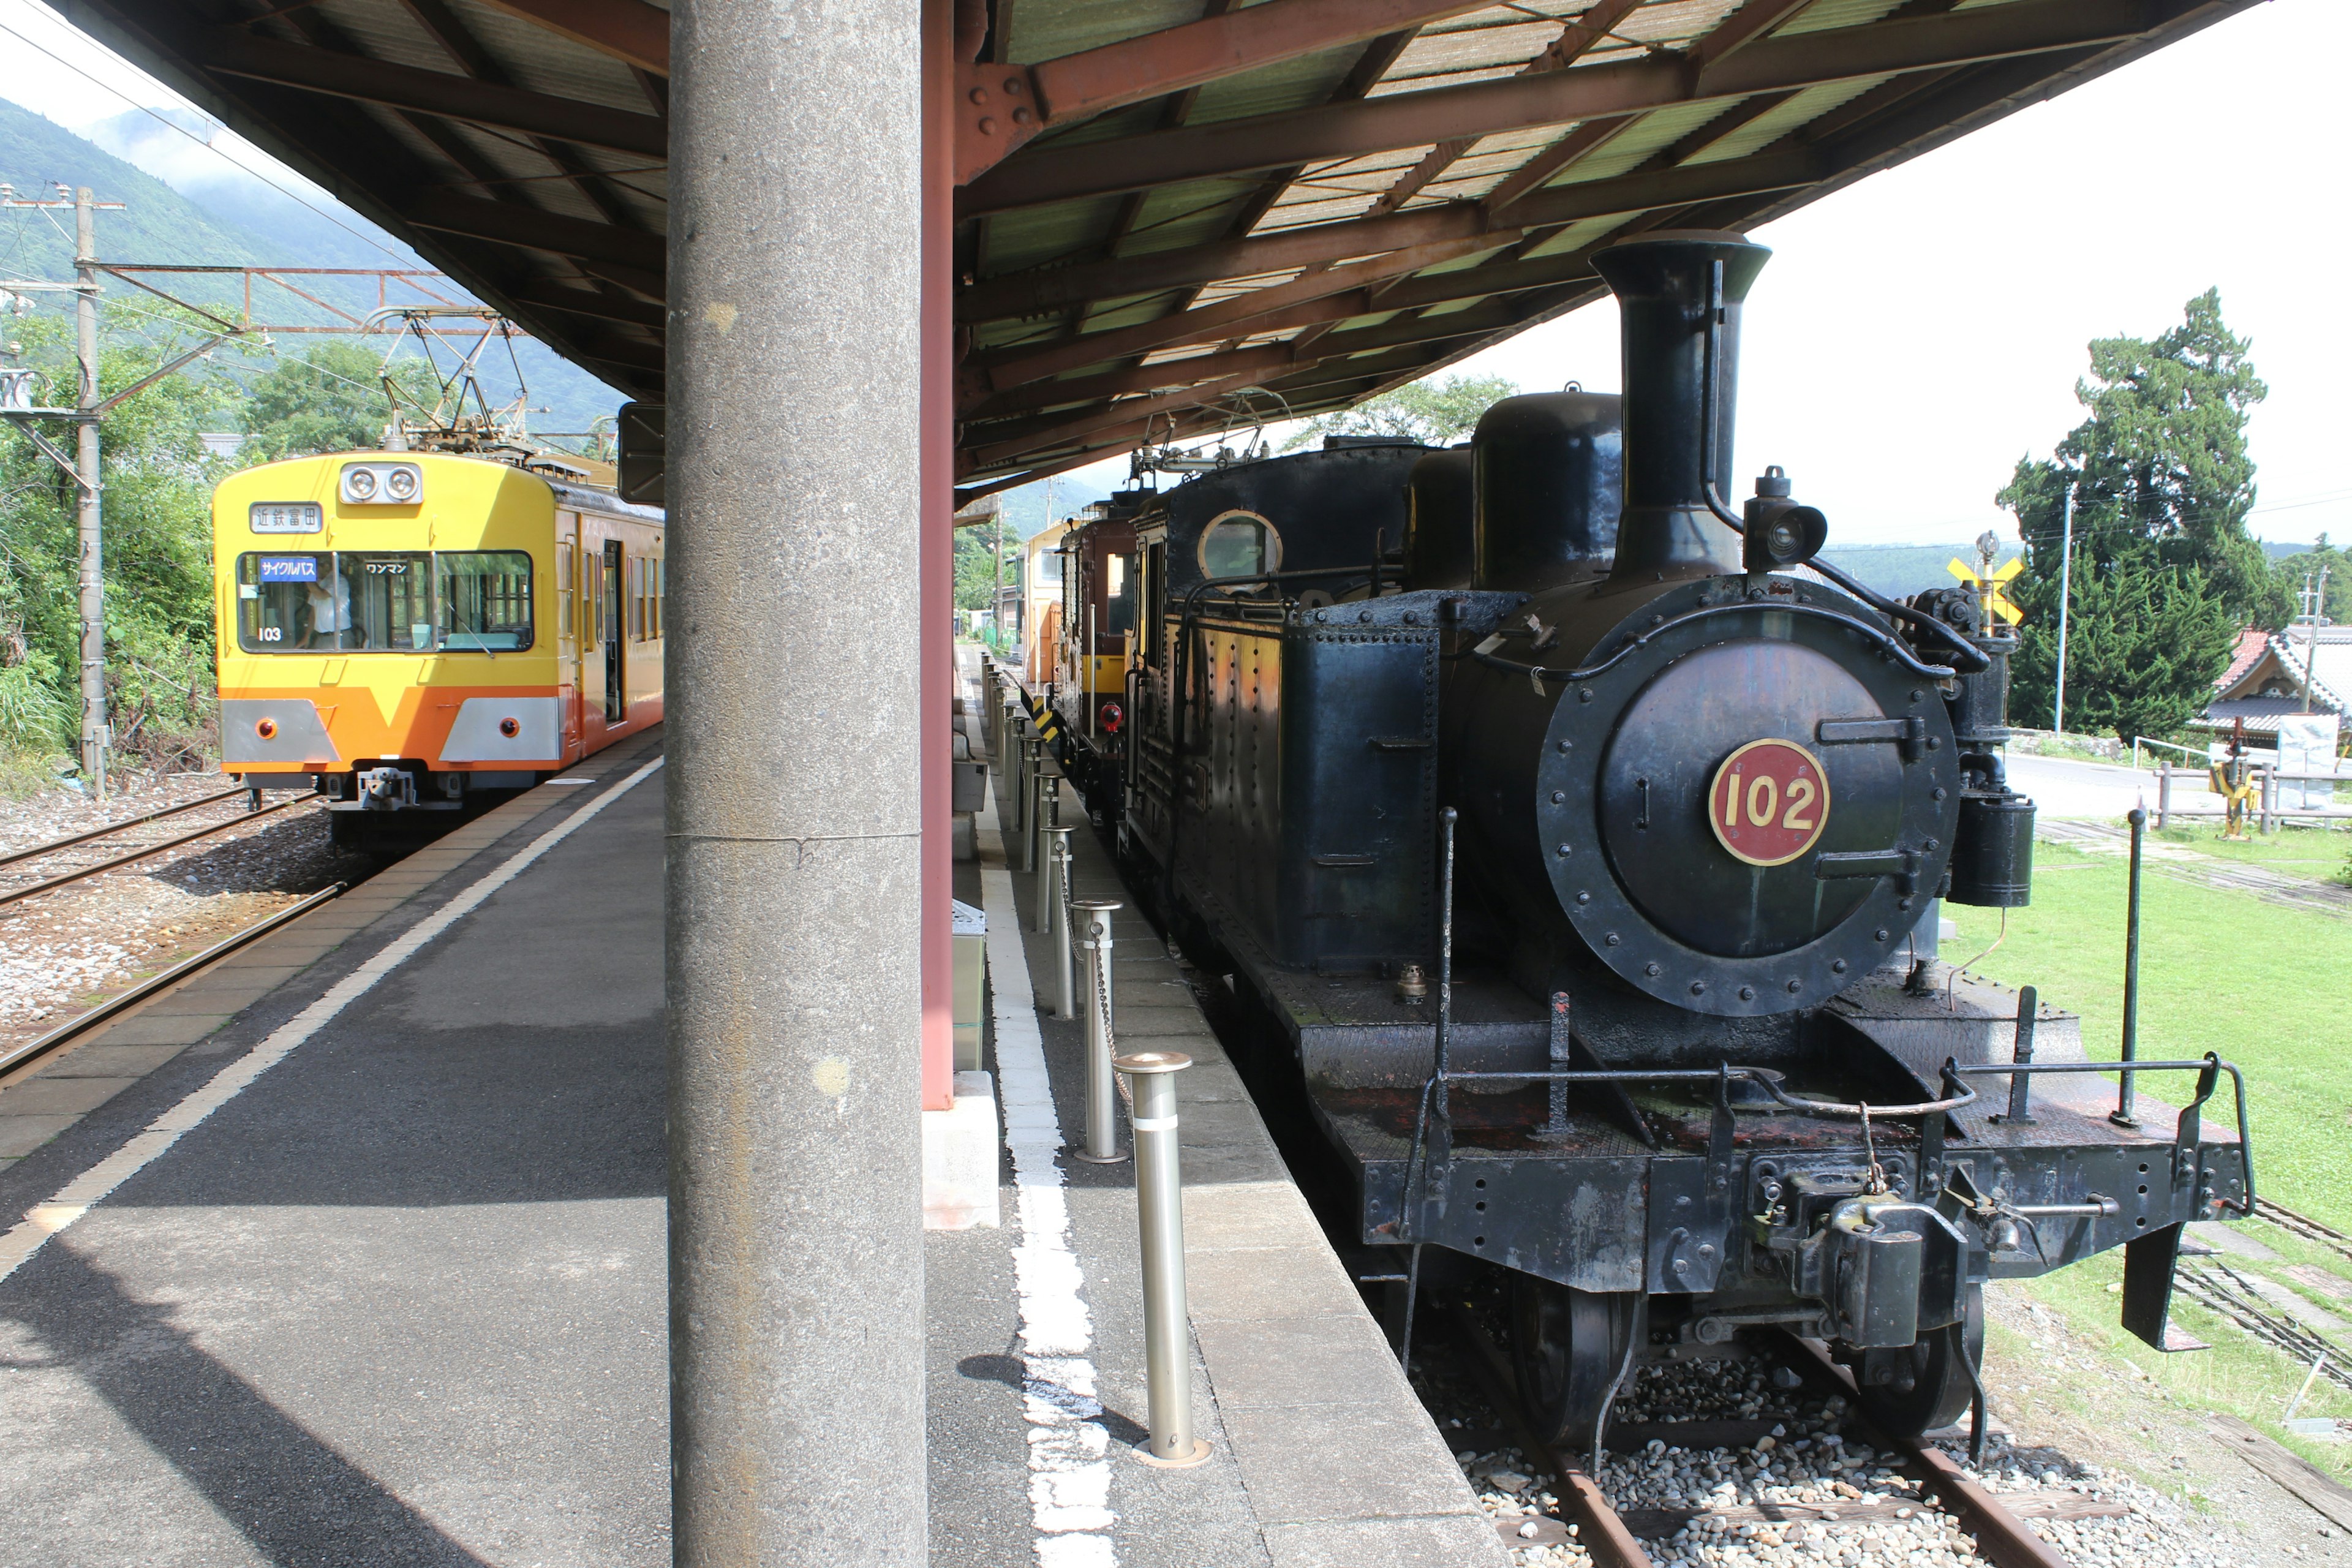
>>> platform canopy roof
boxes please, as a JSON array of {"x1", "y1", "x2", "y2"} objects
[{"x1": 58, "y1": 0, "x2": 2255, "y2": 501}]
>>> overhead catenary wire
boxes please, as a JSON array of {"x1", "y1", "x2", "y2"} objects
[{"x1": 0, "y1": 9, "x2": 418, "y2": 270}]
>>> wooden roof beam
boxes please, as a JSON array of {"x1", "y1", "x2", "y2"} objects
[
  {"x1": 200, "y1": 29, "x2": 668, "y2": 158},
  {"x1": 960, "y1": 0, "x2": 2160, "y2": 214}
]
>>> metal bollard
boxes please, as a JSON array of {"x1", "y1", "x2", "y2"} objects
[
  {"x1": 1031, "y1": 775, "x2": 1058, "y2": 918},
  {"x1": 1047, "y1": 826, "x2": 1075, "y2": 1019},
  {"x1": 1118, "y1": 1049, "x2": 1210, "y2": 1466},
  {"x1": 2155, "y1": 761, "x2": 2169, "y2": 829},
  {"x1": 2113, "y1": 808, "x2": 2145, "y2": 1128},
  {"x1": 1034, "y1": 780, "x2": 1061, "y2": 933},
  {"x1": 1071, "y1": 899, "x2": 1127, "y2": 1164},
  {"x1": 1016, "y1": 737, "x2": 1041, "y2": 867}
]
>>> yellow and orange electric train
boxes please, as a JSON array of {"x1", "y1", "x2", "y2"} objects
[{"x1": 214, "y1": 449, "x2": 663, "y2": 842}]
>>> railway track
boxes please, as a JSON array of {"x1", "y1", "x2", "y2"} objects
[
  {"x1": 0, "y1": 880, "x2": 345, "y2": 1080},
  {"x1": 1439, "y1": 1305, "x2": 2123, "y2": 1568},
  {"x1": 2255, "y1": 1198, "x2": 2352, "y2": 1267},
  {"x1": 0, "y1": 787, "x2": 318, "y2": 908}
]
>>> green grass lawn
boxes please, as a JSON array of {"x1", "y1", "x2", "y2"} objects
[
  {"x1": 2148, "y1": 820, "x2": 2352, "y2": 886},
  {"x1": 1946, "y1": 841, "x2": 2352, "y2": 1229}
]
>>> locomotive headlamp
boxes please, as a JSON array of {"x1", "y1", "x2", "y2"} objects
[
  {"x1": 340, "y1": 461, "x2": 423, "y2": 506},
  {"x1": 1742, "y1": 466, "x2": 1828, "y2": 573}
]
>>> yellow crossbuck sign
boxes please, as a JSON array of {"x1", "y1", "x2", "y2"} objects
[{"x1": 1948, "y1": 556, "x2": 2024, "y2": 625}]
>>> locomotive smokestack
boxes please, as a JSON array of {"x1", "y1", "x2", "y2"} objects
[{"x1": 1592, "y1": 231, "x2": 1771, "y2": 583}]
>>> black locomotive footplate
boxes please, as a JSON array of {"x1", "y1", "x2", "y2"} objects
[{"x1": 1324, "y1": 1077, "x2": 2250, "y2": 1297}]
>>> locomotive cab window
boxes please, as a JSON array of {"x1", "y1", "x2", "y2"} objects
[
  {"x1": 1198, "y1": 510, "x2": 1279, "y2": 581},
  {"x1": 439, "y1": 551, "x2": 534, "y2": 652},
  {"x1": 1104, "y1": 551, "x2": 1136, "y2": 636}
]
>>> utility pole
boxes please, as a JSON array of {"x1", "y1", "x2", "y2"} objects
[
  {"x1": 2305, "y1": 566, "x2": 2331, "y2": 714},
  {"x1": 0, "y1": 184, "x2": 123, "y2": 799},
  {"x1": 74, "y1": 188, "x2": 106, "y2": 801},
  {"x1": 2052, "y1": 483, "x2": 2076, "y2": 736}
]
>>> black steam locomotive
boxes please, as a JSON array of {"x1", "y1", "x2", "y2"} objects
[{"x1": 1044, "y1": 232, "x2": 2253, "y2": 1455}]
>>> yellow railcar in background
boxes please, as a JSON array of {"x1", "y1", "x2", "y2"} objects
[{"x1": 214, "y1": 450, "x2": 663, "y2": 843}]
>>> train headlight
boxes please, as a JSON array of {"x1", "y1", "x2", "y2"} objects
[
  {"x1": 498, "y1": 717, "x2": 521, "y2": 738},
  {"x1": 255, "y1": 718, "x2": 278, "y2": 740},
  {"x1": 340, "y1": 461, "x2": 423, "y2": 506},
  {"x1": 1741, "y1": 466, "x2": 1827, "y2": 573}
]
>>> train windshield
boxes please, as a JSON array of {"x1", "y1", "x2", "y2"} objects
[
  {"x1": 340, "y1": 552, "x2": 435, "y2": 650},
  {"x1": 1198, "y1": 510, "x2": 1278, "y2": 579},
  {"x1": 234, "y1": 549, "x2": 533, "y2": 653},
  {"x1": 439, "y1": 551, "x2": 535, "y2": 651}
]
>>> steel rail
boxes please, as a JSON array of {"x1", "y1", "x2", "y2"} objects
[
  {"x1": 0, "y1": 794, "x2": 316, "y2": 907},
  {"x1": 0, "y1": 880, "x2": 346, "y2": 1078},
  {"x1": 0, "y1": 785, "x2": 250, "y2": 870},
  {"x1": 1782, "y1": 1336, "x2": 2072, "y2": 1568},
  {"x1": 1446, "y1": 1303, "x2": 1653, "y2": 1568},
  {"x1": 2255, "y1": 1197, "x2": 2352, "y2": 1266}
]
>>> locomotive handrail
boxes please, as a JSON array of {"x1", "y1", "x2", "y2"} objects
[
  {"x1": 1464, "y1": 596, "x2": 1962, "y2": 687},
  {"x1": 1740, "y1": 1060, "x2": 1977, "y2": 1120},
  {"x1": 1951, "y1": 1053, "x2": 2256, "y2": 1216}
]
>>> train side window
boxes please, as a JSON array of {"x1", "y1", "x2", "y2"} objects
[
  {"x1": 235, "y1": 552, "x2": 338, "y2": 651},
  {"x1": 1198, "y1": 509, "x2": 1280, "y2": 581},
  {"x1": 1105, "y1": 551, "x2": 1135, "y2": 636},
  {"x1": 585, "y1": 550, "x2": 603, "y2": 646},
  {"x1": 439, "y1": 551, "x2": 535, "y2": 652}
]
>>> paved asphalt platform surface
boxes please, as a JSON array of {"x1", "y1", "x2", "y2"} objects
[{"x1": 0, "y1": 678, "x2": 1494, "y2": 1566}]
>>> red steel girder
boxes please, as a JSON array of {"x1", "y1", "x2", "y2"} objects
[
  {"x1": 959, "y1": 0, "x2": 2157, "y2": 214},
  {"x1": 954, "y1": 0, "x2": 1494, "y2": 183}
]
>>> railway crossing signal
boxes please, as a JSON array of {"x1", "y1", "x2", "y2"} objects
[{"x1": 1948, "y1": 554, "x2": 2024, "y2": 627}]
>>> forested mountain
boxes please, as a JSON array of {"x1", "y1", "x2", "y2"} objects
[{"x1": 1, "y1": 97, "x2": 622, "y2": 434}]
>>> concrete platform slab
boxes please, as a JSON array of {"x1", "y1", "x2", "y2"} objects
[
  {"x1": 0, "y1": 1116, "x2": 80, "y2": 1158},
  {"x1": 29, "y1": 1045, "x2": 187, "y2": 1079},
  {"x1": 0, "y1": 1077, "x2": 138, "y2": 1116}
]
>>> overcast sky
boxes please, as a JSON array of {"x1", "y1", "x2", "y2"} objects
[{"x1": 2, "y1": 0, "x2": 2340, "y2": 548}]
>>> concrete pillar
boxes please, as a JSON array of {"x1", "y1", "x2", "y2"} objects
[{"x1": 666, "y1": 0, "x2": 926, "y2": 1559}]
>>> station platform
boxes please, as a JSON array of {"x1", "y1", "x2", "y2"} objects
[{"x1": 0, "y1": 666, "x2": 1497, "y2": 1565}]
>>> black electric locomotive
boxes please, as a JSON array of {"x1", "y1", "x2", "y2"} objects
[{"x1": 1086, "y1": 231, "x2": 2254, "y2": 1457}]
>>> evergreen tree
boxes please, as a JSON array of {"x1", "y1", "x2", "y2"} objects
[
  {"x1": 1998, "y1": 290, "x2": 2278, "y2": 741},
  {"x1": 1281, "y1": 372, "x2": 1518, "y2": 450}
]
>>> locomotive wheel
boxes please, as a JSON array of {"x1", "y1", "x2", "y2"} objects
[
  {"x1": 1853, "y1": 1285, "x2": 1983, "y2": 1438},
  {"x1": 1509, "y1": 1276, "x2": 1641, "y2": 1448}
]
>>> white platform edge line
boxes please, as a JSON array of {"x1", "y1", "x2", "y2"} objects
[
  {"x1": 980, "y1": 760, "x2": 1119, "y2": 1568},
  {"x1": 0, "y1": 756, "x2": 667, "y2": 1283}
]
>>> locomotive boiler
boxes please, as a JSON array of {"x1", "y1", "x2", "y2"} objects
[{"x1": 1087, "y1": 230, "x2": 2253, "y2": 1457}]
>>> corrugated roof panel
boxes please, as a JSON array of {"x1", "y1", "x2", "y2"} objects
[
  {"x1": 1185, "y1": 45, "x2": 1370, "y2": 128},
  {"x1": 1114, "y1": 176, "x2": 1274, "y2": 252},
  {"x1": 1770, "y1": 0, "x2": 1904, "y2": 37},
  {"x1": 1519, "y1": 212, "x2": 1638, "y2": 258},
  {"x1": 1546, "y1": 99, "x2": 1741, "y2": 182},
  {"x1": 980, "y1": 195, "x2": 1128, "y2": 274},
  {"x1": 442, "y1": 0, "x2": 658, "y2": 110},
  {"x1": 1683, "y1": 77, "x2": 1886, "y2": 164},
  {"x1": 1002, "y1": 0, "x2": 1204, "y2": 64},
  {"x1": 1382, "y1": 18, "x2": 1570, "y2": 85},
  {"x1": 1619, "y1": 0, "x2": 1746, "y2": 47}
]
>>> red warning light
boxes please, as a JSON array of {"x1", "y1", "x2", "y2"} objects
[
  {"x1": 498, "y1": 717, "x2": 521, "y2": 738},
  {"x1": 1099, "y1": 703, "x2": 1123, "y2": 734},
  {"x1": 255, "y1": 718, "x2": 279, "y2": 740}
]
